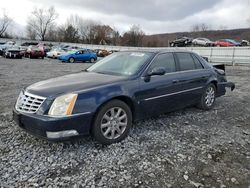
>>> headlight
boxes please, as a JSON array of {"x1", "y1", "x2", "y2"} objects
[{"x1": 48, "y1": 93, "x2": 78, "y2": 116}]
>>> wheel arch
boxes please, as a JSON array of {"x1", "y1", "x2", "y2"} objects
[
  {"x1": 90, "y1": 95, "x2": 136, "y2": 133},
  {"x1": 210, "y1": 80, "x2": 218, "y2": 91}
]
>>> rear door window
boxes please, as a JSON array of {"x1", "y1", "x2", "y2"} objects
[
  {"x1": 192, "y1": 55, "x2": 204, "y2": 69},
  {"x1": 176, "y1": 52, "x2": 196, "y2": 71}
]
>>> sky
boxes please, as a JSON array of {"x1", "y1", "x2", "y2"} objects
[{"x1": 1, "y1": 0, "x2": 250, "y2": 36}]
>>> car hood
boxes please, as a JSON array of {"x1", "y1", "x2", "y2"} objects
[{"x1": 26, "y1": 72, "x2": 127, "y2": 98}]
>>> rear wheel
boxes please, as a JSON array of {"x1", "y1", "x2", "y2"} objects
[
  {"x1": 69, "y1": 57, "x2": 75, "y2": 63},
  {"x1": 197, "y1": 84, "x2": 216, "y2": 110},
  {"x1": 92, "y1": 100, "x2": 132, "y2": 145},
  {"x1": 90, "y1": 58, "x2": 95, "y2": 63}
]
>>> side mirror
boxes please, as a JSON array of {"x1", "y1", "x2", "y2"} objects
[
  {"x1": 144, "y1": 67, "x2": 166, "y2": 82},
  {"x1": 148, "y1": 67, "x2": 166, "y2": 76}
]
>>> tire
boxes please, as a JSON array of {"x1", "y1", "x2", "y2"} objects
[
  {"x1": 92, "y1": 100, "x2": 132, "y2": 145},
  {"x1": 90, "y1": 58, "x2": 95, "y2": 63},
  {"x1": 69, "y1": 57, "x2": 75, "y2": 63},
  {"x1": 197, "y1": 84, "x2": 216, "y2": 110}
]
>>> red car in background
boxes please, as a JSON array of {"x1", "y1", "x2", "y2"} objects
[
  {"x1": 25, "y1": 45, "x2": 45, "y2": 59},
  {"x1": 214, "y1": 39, "x2": 235, "y2": 47}
]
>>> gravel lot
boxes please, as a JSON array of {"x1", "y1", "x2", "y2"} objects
[{"x1": 0, "y1": 57, "x2": 249, "y2": 188}]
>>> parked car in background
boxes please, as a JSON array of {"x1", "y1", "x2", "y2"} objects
[
  {"x1": 224, "y1": 39, "x2": 241, "y2": 46},
  {"x1": 40, "y1": 43, "x2": 53, "y2": 54},
  {"x1": 170, "y1": 37, "x2": 193, "y2": 47},
  {"x1": 13, "y1": 50, "x2": 235, "y2": 144},
  {"x1": 25, "y1": 45, "x2": 45, "y2": 59},
  {"x1": 192, "y1": 38, "x2": 214, "y2": 46},
  {"x1": 21, "y1": 42, "x2": 39, "y2": 46},
  {"x1": 97, "y1": 49, "x2": 109, "y2": 57},
  {"x1": 214, "y1": 39, "x2": 233, "y2": 47},
  {"x1": 4, "y1": 47, "x2": 24, "y2": 58},
  {"x1": 241, "y1": 40, "x2": 249, "y2": 46},
  {"x1": 47, "y1": 48, "x2": 67, "y2": 59},
  {"x1": 62, "y1": 45, "x2": 80, "y2": 51},
  {"x1": 108, "y1": 50, "x2": 119, "y2": 55},
  {"x1": 214, "y1": 39, "x2": 241, "y2": 47},
  {"x1": 58, "y1": 49, "x2": 97, "y2": 63},
  {"x1": 0, "y1": 41, "x2": 15, "y2": 56}
]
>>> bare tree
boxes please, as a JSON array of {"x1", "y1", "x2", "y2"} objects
[
  {"x1": 121, "y1": 25, "x2": 145, "y2": 47},
  {"x1": 191, "y1": 23, "x2": 210, "y2": 32},
  {"x1": 26, "y1": 25, "x2": 36, "y2": 40},
  {"x1": 27, "y1": 7, "x2": 58, "y2": 41},
  {"x1": 65, "y1": 15, "x2": 100, "y2": 44},
  {"x1": 0, "y1": 11, "x2": 12, "y2": 37},
  {"x1": 200, "y1": 23, "x2": 209, "y2": 31},
  {"x1": 191, "y1": 24, "x2": 200, "y2": 32},
  {"x1": 79, "y1": 19, "x2": 99, "y2": 44}
]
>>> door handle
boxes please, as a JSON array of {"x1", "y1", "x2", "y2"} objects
[{"x1": 172, "y1": 79, "x2": 179, "y2": 83}]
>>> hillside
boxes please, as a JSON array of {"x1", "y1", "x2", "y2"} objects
[{"x1": 143, "y1": 28, "x2": 250, "y2": 47}]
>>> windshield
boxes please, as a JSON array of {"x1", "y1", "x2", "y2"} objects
[{"x1": 87, "y1": 52, "x2": 153, "y2": 76}]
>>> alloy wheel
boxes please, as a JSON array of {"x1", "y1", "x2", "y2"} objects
[
  {"x1": 100, "y1": 107, "x2": 128, "y2": 140},
  {"x1": 205, "y1": 86, "x2": 215, "y2": 107}
]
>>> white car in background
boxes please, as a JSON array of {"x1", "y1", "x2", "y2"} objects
[
  {"x1": 47, "y1": 48, "x2": 67, "y2": 59},
  {"x1": 192, "y1": 38, "x2": 214, "y2": 46}
]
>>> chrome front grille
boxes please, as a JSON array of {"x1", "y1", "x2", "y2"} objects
[{"x1": 15, "y1": 91, "x2": 46, "y2": 113}]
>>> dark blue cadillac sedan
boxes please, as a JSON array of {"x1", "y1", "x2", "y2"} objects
[{"x1": 13, "y1": 50, "x2": 235, "y2": 144}]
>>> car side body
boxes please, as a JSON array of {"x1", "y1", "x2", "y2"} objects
[
  {"x1": 13, "y1": 50, "x2": 235, "y2": 143},
  {"x1": 170, "y1": 37, "x2": 193, "y2": 47},
  {"x1": 214, "y1": 39, "x2": 239, "y2": 47},
  {"x1": 224, "y1": 39, "x2": 241, "y2": 46},
  {"x1": 192, "y1": 38, "x2": 214, "y2": 46},
  {"x1": 58, "y1": 49, "x2": 97, "y2": 63},
  {"x1": 4, "y1": 48, "x2": 24, "y2": 58},
  {"x1": 25, "y1": 45, "x2": 45, "y2": 59},
  {"x1": 47, "y1": 48, "x2": 67, "y2": 59}
]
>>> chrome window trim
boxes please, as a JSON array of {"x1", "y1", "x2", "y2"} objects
[
  {"x1": 141, "y1": 68, "x2": 206, "y2": 79},
  {"x1": 141, "y1": 52, "x2": 207, "y2": 79},
  {"x1": 144, "y1": 86, "x2": 203, "y2": 101}
]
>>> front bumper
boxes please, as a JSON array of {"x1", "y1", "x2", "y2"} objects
[{"x1": 13, "y1": 108, "x2": 93, "y2": 141}]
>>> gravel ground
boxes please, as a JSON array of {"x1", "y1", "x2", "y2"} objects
[{"x1": 0, "y1": 57, "x2": 249, "y2": 188}]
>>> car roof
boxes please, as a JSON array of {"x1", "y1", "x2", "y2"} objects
[{"x1": 122, "y1": 49, "x2": 193, "y2": 54}]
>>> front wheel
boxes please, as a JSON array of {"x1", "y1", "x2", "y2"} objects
[
  {"x1": 197, "y1": 84, "x2": 216, "y2": 110},
  {"x1": 92, "y1": 100, "x2": 132, "y2": 145}
]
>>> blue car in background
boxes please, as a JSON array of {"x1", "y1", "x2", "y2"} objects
[
  {"x1": 225, "y1": 39, "x2": 241, "y2": 46},
  {"x1": 58, "y1": 49, "x2": 97, "y2": 63}
]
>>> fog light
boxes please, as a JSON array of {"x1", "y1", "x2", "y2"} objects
[{"x1": 46, "y1": 130, "x2": 79, "y2": 139}]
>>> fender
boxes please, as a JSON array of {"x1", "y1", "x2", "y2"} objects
[{"x1": 73, "y1": 80, "x2": 140, "y2": 117}]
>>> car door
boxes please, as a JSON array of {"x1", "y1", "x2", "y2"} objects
[
  {"x1": 74, "y1": 50, "x2": 82, "y2": 61},
  {"x1": 81, "y1": 50, "x2": 91, "y2": 61},
  {"x1": 137, "y1": 52, "x2": 186, "y2": 117},
  {"x1": 173, "y1": 52, "x2": 211, "y2": 107}
]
